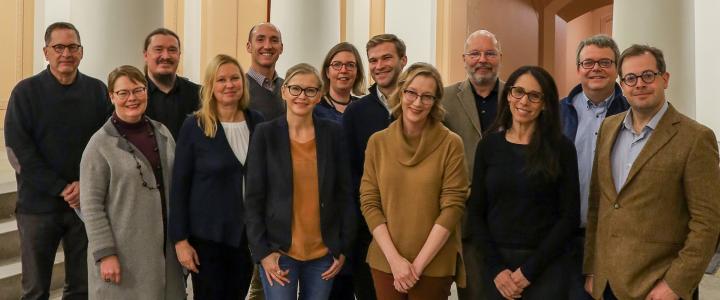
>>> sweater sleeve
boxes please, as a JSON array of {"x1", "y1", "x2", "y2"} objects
[
  {"x1": 434, "y1": 135, "x2": 469, "y2": 230},
  {"x1": 168, "y1": 117, "x2": 196, "y2": 243},
  {"x1": 520, "y1": 138, "x2": 580, "y2": 282},
  {"x1": 360, "y1": 134, "x2": 386, "y2": 232},
  {"x1": 244, "y1": 124, "x2": 273, "y2": 263},
  {"x1": 79, "y1": 136, "x2": 117, "y2": 262},
  {"x1": 468, "y1": 136, "x2": 510, "y2": 278},
  {"x1": 4, "y1": 83, "x2": 67, "y2": 197}
]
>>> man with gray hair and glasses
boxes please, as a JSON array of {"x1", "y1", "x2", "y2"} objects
[
  {"x1": 443, "y1": 29, "x2": 504, "y2": 300},
  {"x1": 5, "y1": 22, "x2": 112, "y2": 299},
  {"x1": 559, "y1": 34, "x2": 629, "y2": 300}
]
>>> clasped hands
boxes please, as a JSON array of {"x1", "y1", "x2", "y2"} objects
[
  {"x1": 494, "y1": 268, "x2": 530, "y2": 299},
  {"x1": 387, "y1": 255, "x2": 431, "y2": 293},
  {"x1": 260, "y1": 252, "x2": 345, "y2": 287}
]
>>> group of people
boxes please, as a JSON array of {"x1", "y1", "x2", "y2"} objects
[{"x1": 4, "y1": 19, "x2": 720, "y2": 300}]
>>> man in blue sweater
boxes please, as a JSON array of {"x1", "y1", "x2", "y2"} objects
[
  {"x1": 340, "y1": 33, "x2": 407, "y2": 300},
  {"x1": 558, "y1": 34, "x2": 629, "y2": 300},
  {"x1": 4, "y1": 22, "x2": 112, "y2": 300}
]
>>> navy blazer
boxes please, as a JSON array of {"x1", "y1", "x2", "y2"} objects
[
  {"x1": 169, "y1": 110, "x2": 264, "y2": 248},
  {"x1": 245, "y1": 116, "x2": 356, "y2": 263}
]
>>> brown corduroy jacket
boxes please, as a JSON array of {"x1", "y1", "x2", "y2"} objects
[{"x1": 584, "y1": 104, "x2": 720, "y2": 300}]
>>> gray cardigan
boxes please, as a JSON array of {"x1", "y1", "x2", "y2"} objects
[{"x1": 80, "y1": 118, "x2": 185, "y2": 300}]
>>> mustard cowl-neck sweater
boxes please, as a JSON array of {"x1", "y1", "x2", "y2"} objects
[{"x1": 360, "y1": 118, "x2": 469, "y2": 286}]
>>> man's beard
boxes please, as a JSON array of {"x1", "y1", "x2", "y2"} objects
[
  {"x1": 152, "y1": 72, "x2": 176, "y2": 86},
  {"x1": 466, "y1": 63, "x2": 498, "y2": 86}
]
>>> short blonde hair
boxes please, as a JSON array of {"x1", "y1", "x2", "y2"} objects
[
  {"x1": 284, "y1": 63, "x2": 324, "y2": 92},
  {"x1": 196, "y1": 54, "x2": 250, "y2": 137},
  {"x1": 390, "y1": 62, "x2": 445, "y2": 122}
]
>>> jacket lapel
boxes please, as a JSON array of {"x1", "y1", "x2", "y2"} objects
[
  {"x1": 599, "y1": 113, "x2": 624, "y2": 201},
  {"x1": 620, "y1": 105, "x2": 679, "y2": 192},
  {"x1": 314, "y1": 119, "x2": 328, "y2": 194},
  {"x1": 276, "y1": 118, "x2": 293, "y2": 198},
  {"x1": 457, "y1": 80, "x2": 482, "y2": 135}
]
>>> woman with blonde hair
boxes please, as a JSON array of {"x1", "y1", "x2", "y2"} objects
[
  {"x1": 81, "y1": 65, "x2": 184, "y2": 299},
  {"x1": 169, "y1": 54, "x2": 264, "y2": 299},
  {"x1": 245, "y1": 63, "x2": 355, "y2": 299},
  {"x1": 360, "y1": 62, "x2": 469, "y2": 299}
]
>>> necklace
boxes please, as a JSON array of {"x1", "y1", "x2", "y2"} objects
[
  {"x1": 326, "y1": 95, "x2": 351, "y2": 111},
  {"x1": 113, "y1": 117, "x2": 161, "y2": 190}
]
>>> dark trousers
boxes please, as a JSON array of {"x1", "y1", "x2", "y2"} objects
[
  {"x1": 188, "y1": 237, "x2": 253, "y2": 300},
  {"x1": 603, "y1": 283, "x2": 699, "y2": 300},
  {"x1": 371, "y1": 268, "x2": 453, "y2": 300},
  {"x1": 329, "y1": 233, "x2": 376, "y2": 300},
  {"x1": 458, "y1": 241, "x2": 488, "y2": 300},
  {"x1": 486, "y1": 248, "x2": 566, "y2": 300},
  {"x1": 17, "y1": 210, "x2": 88, "y2": 300},
  {"x1": 567, "y1": 233, "x2": 593, "y2": 300}
]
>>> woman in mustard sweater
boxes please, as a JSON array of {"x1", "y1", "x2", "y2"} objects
[{"x1": 360, "y1": 62, "x2": 469, "y2": 300}]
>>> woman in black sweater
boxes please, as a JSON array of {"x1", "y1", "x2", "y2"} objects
[{"x1": 468, "y1": 65, "x2": 579, "y2": 299}]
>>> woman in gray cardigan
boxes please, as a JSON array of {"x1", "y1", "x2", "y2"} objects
[{"x1": 80, "y1": 65, "x2": 184, "y2": 299}]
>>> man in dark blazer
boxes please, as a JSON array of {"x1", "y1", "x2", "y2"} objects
[
  {"x1": 584, "y1": 44, "x2": 720, "y2": 300},
  {"x1": 559, "y1": 34, "x2": 629, "y2": 300},
  {"x1": 442, "y1": 29, "x2": 504, "y2": 300},
  {"x1": 341, "y1": 33, "x2": 407, "y2": 300}
]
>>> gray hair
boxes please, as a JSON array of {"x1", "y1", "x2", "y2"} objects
[
  {"x1": 464, "y1": 29, "x2": 501, "y2": 53},
  {"x1": 575, "y1": 34, "x2": 620, "y2": 68}
]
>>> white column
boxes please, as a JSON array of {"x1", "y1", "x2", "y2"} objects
[
  {"x1": 612, "y1": 0, "x2": 695, "y2": 117},
  {"x1": 184, "y1": 0, "x2": 202, "y2": 83},
  {"x1": 34, "y1": 0, "x2": 163, "y2": 83},
  {"x1": 270, "y1": 0, "x2": 341, "y2": 78},
  {"x1": 694, "y1": 0, "x2": 720, "y2": 136},
  {"x1": 385, "y1": 0, "x2": 436, "y2": 66}
]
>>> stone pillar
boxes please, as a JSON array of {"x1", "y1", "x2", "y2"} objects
[
  {"x1": 693, "y1": 0, "x2": 720, "y2": 136},
  {"x1": 612, "y1": 0, "x2": 695, "y2": 118},
  {"x1": 270, "y1": 0, "x2": 340, "y2": 77},
  {"x1": 35, "y1": 0, "x2": 163, "y2": 82}
]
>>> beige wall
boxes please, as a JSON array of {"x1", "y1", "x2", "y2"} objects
[
  {"x1": 556, "y1": 4, "x2": 613, "y2": 96},
  {"x1": 1, "y1": 0, "x2": 34, "y2": 130},
  {"x1": 201, "y1": 0, "x2": 266, "y2": 78},
  {"x1": 467, "y1": 0, "x2": 539, "y2": 83}
]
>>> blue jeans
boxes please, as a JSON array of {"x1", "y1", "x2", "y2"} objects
[{"x1": 259, "y1": 254, "x2": 335, "y2": 300}]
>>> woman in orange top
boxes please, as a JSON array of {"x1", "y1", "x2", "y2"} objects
[{"x1": 245, "y1": 63, "x2": 356, "y2": 300}]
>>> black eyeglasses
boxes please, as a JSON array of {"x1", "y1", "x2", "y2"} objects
[
  {"x1": 285, "y1": 85, "x2": 320, "y2": 97},
  {"x1": 47, "y1": 44, "x2": 82, "y2": 54},
  {"x1": 114, "y1": 87, "x2": 147, "y2": 100},
  {"x1": 329, "y1": 61, "x2": 357, "y2": 71},
  {"x1": 509, "y1": 86, "x2": 543, "y2": 103},
  {"x1": 402, "y1": 89, "x2": 436, "y2": 104},
  {"x1": 578, "y1": 59, "x2": 614, "y2": 69},
  {"x1": 621, "y1": 70, "x2": 662, "y2": 87}
]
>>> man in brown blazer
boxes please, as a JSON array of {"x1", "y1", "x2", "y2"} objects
[
  {"x1": 442, "y1": 29, "x2": 504, "y2": 300},
  {"x1": 584, "y1": 44, "x2": 720, "y2": 300}
]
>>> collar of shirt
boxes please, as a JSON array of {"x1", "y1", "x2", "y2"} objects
[
  {"x1": 376, "y1": 87, "x2": 392, "y2": 113},
  {"x1": 621, "y1": 100, "x2": 669, "y2": 135},
  {"x1": 248, "y1": 68, "x2": 278, "y2": 91},
  {"x1": 470, "y1": 79, "x2": 500, "y2": 100}
]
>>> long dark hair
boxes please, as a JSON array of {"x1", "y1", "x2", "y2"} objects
[{"x1": 486, "y1": 65, "x2": 563, "y2": 180}]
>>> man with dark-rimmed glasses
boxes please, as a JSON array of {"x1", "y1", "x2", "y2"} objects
[
  {"x1": 442, "y1": 29, "x2": 505, "y2": 300},
  {"x1": 558, "y1": 34, "x2": 629, "y2": 300},
  {"x1": 5, "y1": 22, "x2": 112, "y2": 299},
  {"x1": 584, "y1": 44, "x2": 720, "y2": 300}
]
